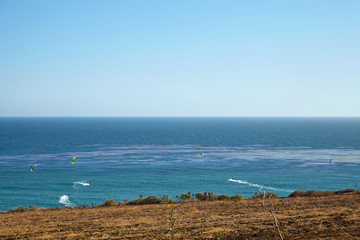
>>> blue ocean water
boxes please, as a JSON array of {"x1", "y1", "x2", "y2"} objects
[{"x1": 0, "y1": 117, "x2": 360, "y2": 211}]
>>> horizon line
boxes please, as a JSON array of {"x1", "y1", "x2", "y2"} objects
[{"x1": 1, "y1": 116, "x2": 360, "y2": 118}]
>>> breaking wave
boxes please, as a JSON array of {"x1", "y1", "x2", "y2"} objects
[
  {"x1": 228, "y1": 179, "x2": 292, "y2": 192},
  {"x1": 59, "y1": 195, "x2": 72, "y2": 206},
  {"x1": 74, "y1": 181, "x2": 90, "y2": 186}
]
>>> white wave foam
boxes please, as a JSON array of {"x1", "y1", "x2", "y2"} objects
[
  {"x1": 228, "y1": 179, "x2": 292, "y2": 192},
  {"x1": 74, "y1": 181, "x2": 90, "y2": 186},
  {"x1": 59, "y1": 195, "x2": 72, "y2": 206}
]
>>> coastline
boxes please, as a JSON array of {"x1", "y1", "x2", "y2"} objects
[{"x1": 1, "y1": 190, "x2": 359, "y2": 239}]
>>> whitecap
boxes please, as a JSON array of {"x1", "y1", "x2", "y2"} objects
[
  {"x1": 59, "y1": 195, "x2": 72, "y2": 206},
  {"x1": 228, "y1": 178, "x2": 292, "y2": 192},
  {"x1": 74, "y1": 181, "x2": 90, "y2": 186}
]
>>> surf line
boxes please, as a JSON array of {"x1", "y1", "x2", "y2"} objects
[
  {"x1": 228, "y1": 179, "x2": 293, "y2": 193},
  {"x1": 59, "y1": 195, "x2": 73, "y2": 206},
  {"x1": 74, "y1": 181, "x2": 90, "y2": 186}
]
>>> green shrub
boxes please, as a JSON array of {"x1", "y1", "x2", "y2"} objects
[
  {"x1": 103, "y1": 199, "x2": 118, "y2": 207},
  {"x1": 126, "y1": 199, "x2": 140, "y2": 205},
  {"x1": 180, "y1": 193, "x2": 191, "y2": 201},
  {"x1": 143, "y1": 195, "x2": 162, "y2": 204},
  {"x1": 8, "y1": 206, "x2": 27, "y2": 213},
  {"x1": 230, "y1": 194, "x2": 243, "y2": 200},
  {"x1": 195, "y1": 192, "x2": 206, "y2": 201},
  {"x1": 253, "y1": 192, "x2": 279, "y2": 199},
  {"x1": 127, "y1": 195, "x2": 163, "y2": 205},
  {"x1": 160, "y1": 194, "x2": 171, "y2": 203},
  {"x1": 216, "y1": 194, "x2": 230, "y2": 200}
]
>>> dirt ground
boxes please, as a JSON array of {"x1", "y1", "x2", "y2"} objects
[{"x1": 1, "y1": 192, "x2": 360, "y2": 239}]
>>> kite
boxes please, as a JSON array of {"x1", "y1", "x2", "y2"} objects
[
  {"x1": 72, "y1": 157, "x2": 76, "y2": 164},
  {"x1": 30, "y1": 164, "x2": 37, "y2": 172}
]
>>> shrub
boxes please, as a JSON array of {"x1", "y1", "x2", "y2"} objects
[
  {"x1": 126, "y1": 199, "x2": 141, "y2": 205},
  {"x1": 230, "y1": 194, "x2": 243, "y2": 200},
  {"x1": 180, "y1": 193, "x2": 191, "y2": 201},
  {"x1": 288, "y1": 190, "x2": 306, "y2": 197},
  {"x1": 127, "y1": 195, "x2": 163, "y2": 205},
  {"x1": 160, "y1": 194, "x2": 170, "y2": 203},
  {"x1": 304, "y1": 190, "x2": 316, "y2": 197},
  {"x1": 216, "y1": 194, "x2": 230, "y2": 200},
  {"x1": 29, "y1": 205, "x2": 38, "y2": 211},
  {"x1": 195, "y1": 192, "x2": 206, "y2": 201},
  {"x1": 253, "y1": 192, "x2": 279, "y2": 199},
  {"x1": 8, "y1": 206, "x2": 27, "y2": 213},
  {"x1": 289, "y1": 189, "x2": 355, "y2": 197},
  {"x1": 303, "y1": 190, "x2": 334, "y2": 197},
  {"x1": 103, "y1": 199, "x2": 118, "y2": 207},
  {"x1": 318, "y1": 190, "x2": 334, "y2": 196},
  {"x1": 334, "y1": 188, "x2": 356, "y2": 194},
  {"x1": 143, "y1": 195, "x2": 162, "y2": 204}
]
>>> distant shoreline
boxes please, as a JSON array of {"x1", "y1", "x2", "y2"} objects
[{"x1": 3, "y1": 188, "x2": 358, "y2": 213}]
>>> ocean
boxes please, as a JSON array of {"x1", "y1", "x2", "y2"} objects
[{"x1": 0, "y1": 117, "x2": 359, "y2": 211}]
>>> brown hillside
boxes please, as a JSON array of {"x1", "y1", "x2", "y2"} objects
[{"x1": 1, "y1": 192, "x2": 359, "y2": 239}]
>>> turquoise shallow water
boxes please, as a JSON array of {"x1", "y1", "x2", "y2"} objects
[{"x1": 0, "y1": 117, "x2": 360, "y2": 210}]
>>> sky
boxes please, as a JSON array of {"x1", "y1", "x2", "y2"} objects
[{"x1": 0, "y1": 0, "x2": 359, "y2": 117}]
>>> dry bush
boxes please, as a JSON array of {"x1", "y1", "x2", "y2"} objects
[
  {"x1": 288, "y1": 189, "x2": 306, "y2": 197},
  {"x1": 195, "y1": 192, "x2": 207, "y2": 201},
  {"x1": 8, "y1": 206, "x2": 27, "y2": 213},
  {"x1": 289, "y1": 188, "x2": 355, "y2": 198},
  {"x1": 180, "y1": 193, "x2": 192, "y2": 201},
  {"x1": 103, "y1": 199, "x2": 118, "y2": 207},
  {"x1": 304, "y1": 190, "x2": 316, "y2": 196},
  {"x1": 230, "y1": 194, "x2": 243, "y2": 200},
  {"x1": 253, "y1": 192, "x2": 279, "y2": 199},
  {"x1": 216, "y1": 194, "x2": 231, "y2": 200},
  {"x1": 317, "y1": 190, "x2": 334, "y2": 196},
  {"x1": 142, "y1": 195, "x2": 162, "y2": 204},
  {"x1": 29, "y1": 205, "x2": 38, "y2": 211},
  {"x1": 126, "y1": 199, "x2": 141, "y2": 205},
  {"x1": 127, "y1": 195, "x2": 164, "y2": 205},
  {"x1": 334, "y1": 188, "x2": 356, "y2": 194}
]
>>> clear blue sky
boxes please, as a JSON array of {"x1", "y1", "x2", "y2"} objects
[{"x1": 1, "y1": 0, "x2": 359, "y2": 117}]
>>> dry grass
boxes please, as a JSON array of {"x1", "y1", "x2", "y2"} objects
[{"x1": 0, "y1": 192, "x2": 360, "y2": 239}]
